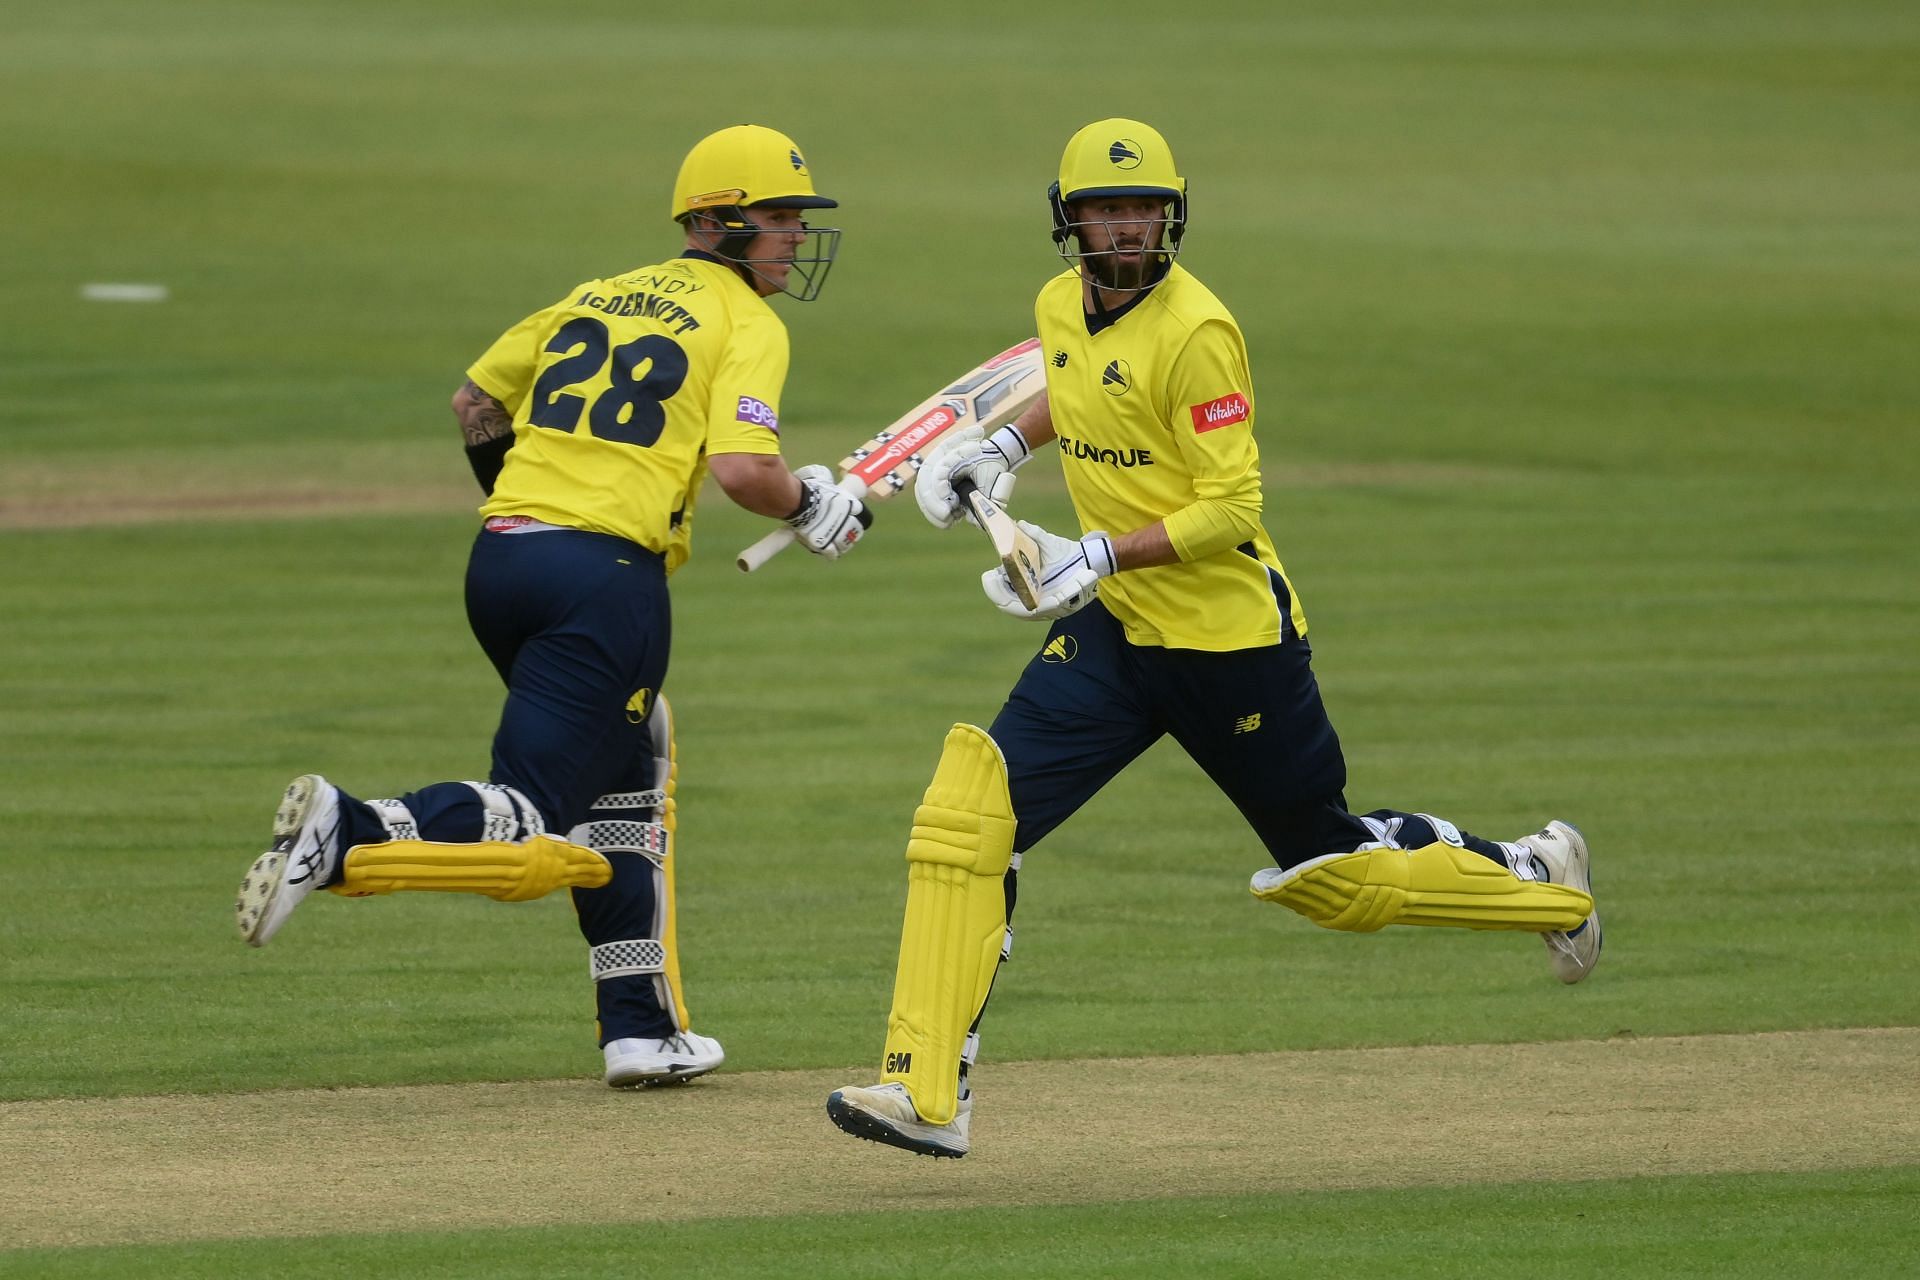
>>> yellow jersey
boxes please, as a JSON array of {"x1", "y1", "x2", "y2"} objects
[
  {"x1": 469, "y1": 252, "x2": 787, "y2": 572},
  {"x1": 1033, "y1": 263, "x2": 1307, "y2": 651}
]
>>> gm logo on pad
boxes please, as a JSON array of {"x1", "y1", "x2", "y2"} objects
[{"x1": 1108, "y1": 139, "x2": 1142, "y2": 169}]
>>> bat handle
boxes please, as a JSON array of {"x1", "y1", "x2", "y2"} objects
[
  {"x1": 735, "y1": 474, "x2": 870, "y2": 573},
  {"x1": 736, "y1": 526, "x2": 798, "y2": 573}
]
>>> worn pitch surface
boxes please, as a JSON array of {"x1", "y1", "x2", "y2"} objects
[{"x1": 5, "y1": 1028, "x2": 1913, "y2": 1249}]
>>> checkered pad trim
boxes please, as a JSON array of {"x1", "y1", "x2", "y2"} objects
[
  {"x1": 367, "y1": 798, "x2": 418, "y2": 842},
  {"x1": 576, "y1": 819, "x2": 668, "y2": 862},
  {"x1": 590, "y1": 938, "x2": 666, "y2": 980},
  {"x1": 463, "y1": 782, "x2": 546, "y2": 841},
  {"x1": 592, "y1": 790, "x2": 665, "y2": 812}
]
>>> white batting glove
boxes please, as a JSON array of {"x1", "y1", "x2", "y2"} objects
[
  {"x1": 915, "y1": 423, "x2": 1032, "y2": 530},
  {"x1": 785, "y1": 464, "x2": 873, "y2": 559},
  {"x1": 980, "y1": 521, "x2": 1117, "y2": 621}
]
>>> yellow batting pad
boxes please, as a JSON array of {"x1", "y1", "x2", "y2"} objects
[
  {"x1": 1253, "y1": 842, "x2": 1592, "y2": 933},
  {"x1": 652, "y1": 695, "x2": 691, "y2": 1033},
  {"x1": 880, "y1": 724, "x2": 1016, "y2": 1126},
  {"x1": 331, "y1": 835, "x2": 610, "y2": 902}
]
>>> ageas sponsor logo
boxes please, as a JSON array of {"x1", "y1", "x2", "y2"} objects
[
  {"x1": 1189, "y1": 392, "x2": 1249, "y2": 433},
  {"x1": 735, "y1": 395, "x2": 779, "y2": 432}
]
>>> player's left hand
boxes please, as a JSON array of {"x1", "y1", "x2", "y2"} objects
[
  {"x1": 917, "y1": 423, "x2": 1031, "y2": 530},
  {"x1": 981, "y1": 520, "x2": 1117, "y2": 620},
  {"x1": 786, "y1": 464, "x2": 873, "y2": 559}
]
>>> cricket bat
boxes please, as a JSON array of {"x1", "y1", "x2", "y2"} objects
[
  {"x1": 952, "y1": 476, "x2": 1043, "y2": 611},
  {"x1": 735, "y1": 338, "x2": 1048, "y2": 573}
]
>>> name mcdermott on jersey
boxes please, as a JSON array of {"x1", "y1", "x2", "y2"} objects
[
  {"x1": 1055, "y1": 433, "x2": 1154, "y2": 468},
  {"x1": 573, "y1": 290, "x2": 704, "y2": 335}
]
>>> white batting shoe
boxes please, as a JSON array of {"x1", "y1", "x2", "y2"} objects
[
  {"x1": 1517, "y1": 820, "x2": 1601, "y2": 983},
  {"x1": 826, "y1": 1082, "x2": 971, "y2": 1158},
  {"x1": 604, "y1": 1031, "x2": 725, "y2": 1088},
  {"x1": 235, "y1": 774, "x2": 342, "y2": 948}
]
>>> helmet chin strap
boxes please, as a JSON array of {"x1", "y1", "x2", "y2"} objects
[{"x1": 687, "y1": 208, "x2": 762, "y2": 288}]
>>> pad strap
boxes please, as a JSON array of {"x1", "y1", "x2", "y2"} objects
[
  {"x1": 572, "y1": 818, "x2": 668, "y2": 865},
  {"x1": 590, "y1": 938, "x2": 666, "y2": 980},
  {"x1": 366, "y1": 798, "x2": 419, "y2": 842},
  {"x1": 593, "y1": 790, "x2": 665, "y2": 813},
  {"x1": 464, "y1": 781, "x2": 545, "y2": 841}
]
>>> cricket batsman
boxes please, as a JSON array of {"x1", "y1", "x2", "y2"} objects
[
  {"x1": 826, "y1": 119, "x2": 1601, "y2": 1157},
  {"x1": 234, "y1": 124, "x2": 871, "y2": 1087}
]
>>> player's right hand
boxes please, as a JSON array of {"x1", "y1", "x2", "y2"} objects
[
  {"x1": 980, "y1": 521, "x2": 1116, "y2": 621},
  {"x1": 786, "y1": 464, "x2": 872, "y2": 559},
  {"x1": 915, "y1": 423, "x2": 1031, "y2": 530}
]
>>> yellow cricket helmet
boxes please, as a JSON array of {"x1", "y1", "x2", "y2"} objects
[
  {"x1": 1049, "y1": 118, "x2": 1188, "y2": 279},
  {"x1": 670, "y1": 124, "x2": 838, "y2": 222},
  {"x1": 670, "y1": 124, "x2": 841, "y2": 302}
]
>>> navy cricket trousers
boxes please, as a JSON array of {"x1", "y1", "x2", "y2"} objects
[
  {"x1": 989, "y1": 600, "x2": 1510, "y2": 867},
  {"x1": 331, "y1": 524, "x2": 678, "y2": 1041}
]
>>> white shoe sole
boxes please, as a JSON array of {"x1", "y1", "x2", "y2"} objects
[
  {"x1": 1535, "y1": 820, "x2": 1602, "y2": 984},
  {"x1": 606, "y1": 1061, "x2": 722, "y2": 1089},
  {"x1": 826, "y1": 1087, "x2": 969, "y2": 1158},
  {"x1": 604, "y1": 1034, "x2": 725, "y2": 1088},
  {"x1": 235, "y1": 775, "x2": 338, "y2": 948}
]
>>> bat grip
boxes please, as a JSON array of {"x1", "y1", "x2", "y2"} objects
[
  {"x1": 735, "y1": 527, "x2": 797, "y2": 573},
  {"x1": 735, "y1": 474, "x2": 870, "y2": 573}
]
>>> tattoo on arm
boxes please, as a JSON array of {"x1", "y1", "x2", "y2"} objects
[{"x1": 456, "y1": 380, "x2": 513, "y2": 446}]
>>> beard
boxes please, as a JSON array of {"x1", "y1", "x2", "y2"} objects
[{"x1": 1079, "y1": 241, "x2": 1165, "y2": 293}]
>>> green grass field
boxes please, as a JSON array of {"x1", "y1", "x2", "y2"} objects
[{"x1": 4, "y1": 1, "x2": 1917, "y2": 1275}]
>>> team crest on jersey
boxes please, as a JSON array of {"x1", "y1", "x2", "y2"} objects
[
  {"x1": 1101, "y1": 359, "x2": 1132, "y2": 396},
  {"x1": 1041, "y1": 634, "x2": 1079, "y2": 664},
  {"x1": 1108, "y1": 139, "x2": 1142, "y2": 169},
  {"x1": 790, "y1": 148, "x2": 808, "y2": 174},
  {"x1": 1190, "y1": 393, "x2": 1249, "y2": 432},
  {"x1": 625, "y1": 688, "x2": 653, "y2": 725}
]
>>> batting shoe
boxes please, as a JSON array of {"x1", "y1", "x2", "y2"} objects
[
  {"x1": 603, "y1": 1031, "x2": 726, "y2": 1088},
  {"x1": 826, "y1": 1082, "x2": 971, "y2": 1158},
  {"x1": 1516, "y1": 820, "x2": 1602, "y2": 984},
  {"x1": 235, "y1": 773, "x2": 343, "y2": 948}
]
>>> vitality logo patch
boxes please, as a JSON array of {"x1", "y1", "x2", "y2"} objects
[
  {"x1": 1102, "y1": 359, "x2": 1132, "y2": 396},
  {"x1": 1233, "y1": 712, "x2": 1262, "y2": 734},
  {"x1": 1191, "y1": 393, "x2": 1250, "y2": 433}
]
